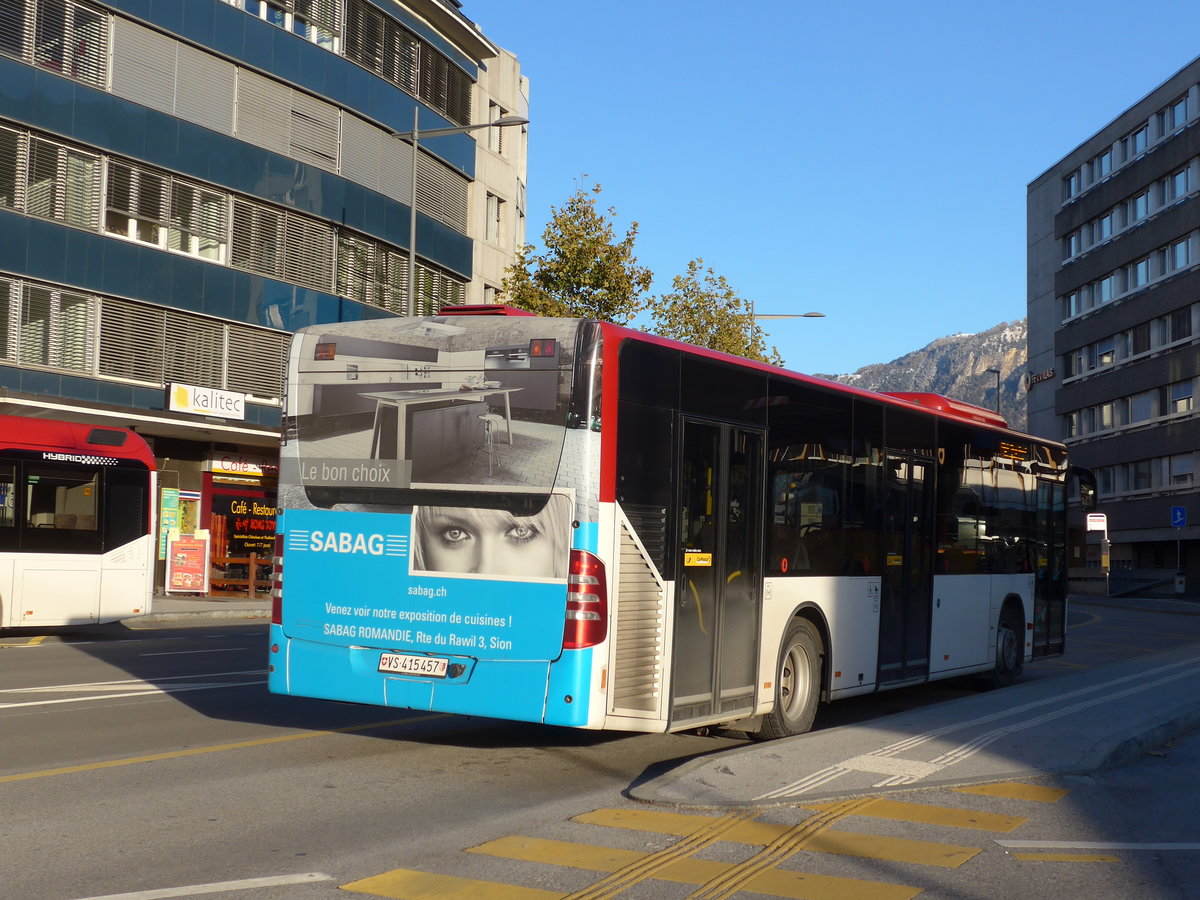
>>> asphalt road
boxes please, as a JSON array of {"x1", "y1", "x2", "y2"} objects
[{"x1": 2, "y1": 598, "x2": 1199, "y2": 899}]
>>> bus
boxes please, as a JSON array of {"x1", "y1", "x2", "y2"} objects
[
  {"x1": 0, "y1": 415, "x2": 156, "y2": 628},
  {"x1": 268, "y1": 307, "x2": 1094, "y2": 738}
]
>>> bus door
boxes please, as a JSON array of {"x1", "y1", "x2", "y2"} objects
[
  {"x1": 877, "y1": 452, "x2": 934, "y2": 684},
  {"x1": 671, "y1": 419, "x2": 764, "y2": 726}
]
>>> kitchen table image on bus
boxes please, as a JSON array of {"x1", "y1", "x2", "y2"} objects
[{"x1": 267, "y1": 307, "x2": 1095, "y2": 739}]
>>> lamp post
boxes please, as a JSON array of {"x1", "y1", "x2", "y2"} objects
[
  {"x1": 986, "y1": 367, "x2": 1002, "y2": 413},
  {"x1": 392, "y1": 109, "x2": 529, "y2": 315}
]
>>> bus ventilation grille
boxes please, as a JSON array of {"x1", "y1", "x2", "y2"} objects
[{"x1": 609, "y1": 515, "x2": 666, "y2": 715}]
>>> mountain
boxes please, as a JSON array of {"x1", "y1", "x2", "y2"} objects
[{"x1": 816, "y1": 320, "x2": 1029, "y2": 431}]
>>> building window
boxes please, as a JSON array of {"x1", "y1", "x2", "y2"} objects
[
  {"x1": 1161, "y1": 95, "x2": 1189, "y2": 133},
  {"x1": 1164, "y1": 380, "x2": 1194, "y2": 415},
  {"x1": 1091, "y1": 149, "x2": 1112, "y2": 182},
  {"x1": 1096, "y1": 212, "x2": 1113, "y2": 242},
  {"x1": 1064, "y1": 169, "x2": 1080, "y2": 201},
  {"x1": 2, "y1": 0, "x2": 112, "y2": 89},
  {"x1": 487, "y1": 102, "x2": 506, "y2": 154},
  {"x1": 1169, "y1": 454, "x2": 1195, "y2": 486},
  {"x1": 230, "y1": 0, "x2": 340, "y2": 51},
  {"x1": 1098, "y1": 274, "x2": 1115, "y2": 304},
  {"x1": 1170, "y1": 167, "x2": 1190, "y2": 201},
  {"x1": 105, "y1": 162, "x2": 166, "y2": 245},
  {"x1": 1129, "y1": 257, "x2": 1150, "y2": 289},
  {"x1": 1064, "y1": 229, "x2": 1080, "y2": 258},
  {"x1": 3, "y1": 282, "x2": 95, "y2": 372},
  {"x1": 1096, "y1": 337, "x2": 1115, "y2": 367},
  {"x1": 1122, "y1": 124, "x2": 1149, "y2": 160},
  {"x1": 1173, "y1": 238, "x2": 1190, "y2": 270},
  {"x1": 485, "y1": 192, "x2": 504, "y2": 244},
  {"x1": 1129, "y1": 191, "x2": 1149, "y2": 223},
  {"x1": 1170, "y1": 307, "x2": 1192, "y2": 341},
  {"x1": 26, "y1": 135, "x2": 100, "y2": 229},
  {"x1": 105, "y1": 163, "x2": 227, "y2": 262},
  {"x1": 1130, "y1": 390, "x2": 1154, "y2": 422}
]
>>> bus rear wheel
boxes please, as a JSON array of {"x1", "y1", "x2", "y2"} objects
[{"x1": 755, "y1": 618, "x2": 823, "y2": 740}]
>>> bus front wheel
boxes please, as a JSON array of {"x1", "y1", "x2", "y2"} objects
[
  {"x1": 986, "y1": 604, "x2": 1024, "y2": 689},
  {"x1": 755, "y1": 618, "x2": 823, "y2": 740}
]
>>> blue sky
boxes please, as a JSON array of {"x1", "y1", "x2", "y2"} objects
[{"x1": 476, "y1": 2, "x2": 1200, "y2": 376}]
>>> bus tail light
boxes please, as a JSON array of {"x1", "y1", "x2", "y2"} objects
[
  {"x1": 271, "y1": 533, "x2": 284, "y2": 625},
  {"x1": 563, "y1": 549, "x2": 607, "y2": 649}
]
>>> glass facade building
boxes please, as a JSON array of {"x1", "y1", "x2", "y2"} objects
[{"x1": 0, "y1": 0, "x2": 527, "y2": 592}]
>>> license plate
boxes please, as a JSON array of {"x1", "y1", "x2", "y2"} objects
[{"x1": 378, "y1": 652, "x2": 448, "y2": 678}]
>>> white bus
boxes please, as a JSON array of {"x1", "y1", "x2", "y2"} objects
[{"x1": 268, "y1": 307, "x2": 1093, "y2": 737}]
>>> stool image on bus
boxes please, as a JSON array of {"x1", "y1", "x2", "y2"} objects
[{"x1": 478, "y1": 412, "x2": 504, "y2": 475}]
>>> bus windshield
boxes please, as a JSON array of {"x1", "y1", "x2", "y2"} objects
[{"x1": 279, "y1": 315, "x2": 598, "y2": 517}]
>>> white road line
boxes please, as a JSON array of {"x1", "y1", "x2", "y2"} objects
[
  {"x1": 0, "y1": 671, "x2": 267, "y2": 709},
  {"x1": 754, "y1": 653, "x2": 1200, "y2": 800},
  {"x1": 138, "y1": 648, "x2": 248, "y2": 656},
  {"x1": 68, "y1": 871, "x2": 333, "y2": 899},
  {"x1": 997, "y1": 840, "x2": 1200, "y2": 851}
]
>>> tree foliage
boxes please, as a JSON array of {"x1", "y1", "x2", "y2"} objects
[
  {"x1": 501, "y1": 181, "x2": 652, "y2": 325},
  {"x1": 645, "y1": 258, "x2": 783, "y2": 366}
]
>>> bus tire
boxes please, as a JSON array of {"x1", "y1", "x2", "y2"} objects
[
  {"x1": 986, "y1": 603, "x2": 1024, "y2": 689},
  {"x1": 755, "y1": 618, "x2": 823, "y2": 740}
]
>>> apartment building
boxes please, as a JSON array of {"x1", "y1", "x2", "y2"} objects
[
  {"x1": 1028, "y1": 57, "x2": 1199, "y2": 595},
  {"x1": 0, "y1": 0, "x2": 527, "y2": 590}
]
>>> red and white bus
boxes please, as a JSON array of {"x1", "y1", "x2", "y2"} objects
[
  {"x1": 269, "y1": 308, "x2": 1094, "y2": 738},
  {"x1": 0, "y1": 415, "x2": 156, "y2": 628}
]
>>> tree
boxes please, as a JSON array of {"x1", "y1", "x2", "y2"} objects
[
  {"x1": 501, "y1": 181, "x2": 652, "y2": 324},
  {"x1": 646, "y1": 258, "x2": 783, "y2": 366}
]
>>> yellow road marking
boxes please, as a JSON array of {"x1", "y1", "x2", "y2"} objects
[
  {"x1": 574, "y1": 806, "x2": 979, "y2": 869},
  {"x1": 0, "y1": 715, "x2": 442, "y2": 784},
  {"x1": 1012, "y1": 852, "x2": 1118, "y2": 863},
  {"x1": 471, "y1": 835, "x2": 920, "y2": 900},
  {"x1": 953, "y1": 782, "x2": 1070, "y2": 803},
  {"x1": 803, "y1": 797, "x2": 1026, "y2": 833},
  {"x1": 563, "y1": 809, "x2": 759, "y2": 899},
  {"x1": 342, "y1": 868, "x2": 563, "y2": 899},
  {"x1": 0, "y1": 635, "x2": 47, "y2": 648}
]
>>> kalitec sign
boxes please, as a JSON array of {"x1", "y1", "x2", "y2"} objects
[{"x1": 168, "y1": 383, "x2": 246, "y2": 421}]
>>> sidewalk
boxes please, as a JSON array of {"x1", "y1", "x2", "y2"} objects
[
  {"x1": 129, "y1": 592, "x2": 272, "y2": 623},
  {"x1": 630, "y1": 595, "x2": 1200, "y2": 808}
]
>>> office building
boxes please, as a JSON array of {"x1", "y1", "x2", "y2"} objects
[
  {"x1": 0, "y1": 0, "x2": 527, "y2": 590},
  {"x1": 1028, "y1": 58, "x2": 1199, "y2": 595}
]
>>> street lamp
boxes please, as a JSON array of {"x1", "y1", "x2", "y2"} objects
[
  {"x1": 986, "y1": 367, "x2": 1002, "y2": 413},
  {"x1": 747, "y1": 299, "x2": 825, "y2": 321},
  {"x1": 392, "y1": 109, "x2": 529, "y2": 315}
]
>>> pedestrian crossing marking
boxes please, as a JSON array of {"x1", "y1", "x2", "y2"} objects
[
  {"x1": 471, "y1": 835, "x2": 921, "y2": 900},
  {"x1": 953, "y1": 782, "x2": 1070, "y2": 803},
  {"x1": 802, "y1": 797, "x2": 1027, "y2": 832},
  {"x1": 341, "y1": 867, "x2": 563, "y2": 899},
  {"x1": 573, "y1": 806, "x2": 979, "y2": 869}
]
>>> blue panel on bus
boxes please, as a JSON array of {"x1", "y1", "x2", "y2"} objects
[
  {"x1": 278, "y1": 509, "x2": 569, "y2": 662},
  {"x1": 270, "y1": 625, "x2": 555, "y2": 721}
]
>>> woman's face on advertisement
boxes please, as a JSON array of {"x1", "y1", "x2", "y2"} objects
[{"x1": 418, "y1": 505, "x2": 564, "y2": 577}]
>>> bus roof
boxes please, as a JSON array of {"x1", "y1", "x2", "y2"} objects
[
  {"x1": 0, "y1": 415, "x2": 156, "y2": 468},
  {"x1": 598, "y1": 321, "x2": 1054, "y2": 445}
]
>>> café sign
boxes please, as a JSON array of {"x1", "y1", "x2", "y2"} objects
[{"x1": 168, "y1": 383, "x2": 246, "y2": 421}]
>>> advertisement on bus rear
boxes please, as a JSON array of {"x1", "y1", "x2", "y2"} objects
[{"x1": 279, "y1": 499, "x2": 571, "y2": 662}]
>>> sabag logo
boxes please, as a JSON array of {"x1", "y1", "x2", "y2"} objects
[{"x1": 286, "y1": 530, "x2": 408, "y2": 557}]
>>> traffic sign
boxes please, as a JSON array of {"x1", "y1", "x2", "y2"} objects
[
  {"x1": 1172, "y1": 506, "x2": 1187, "y2": 528},
  {"x1": 1086, "y1": 513, "x2": 1108, "y2": 532}
]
